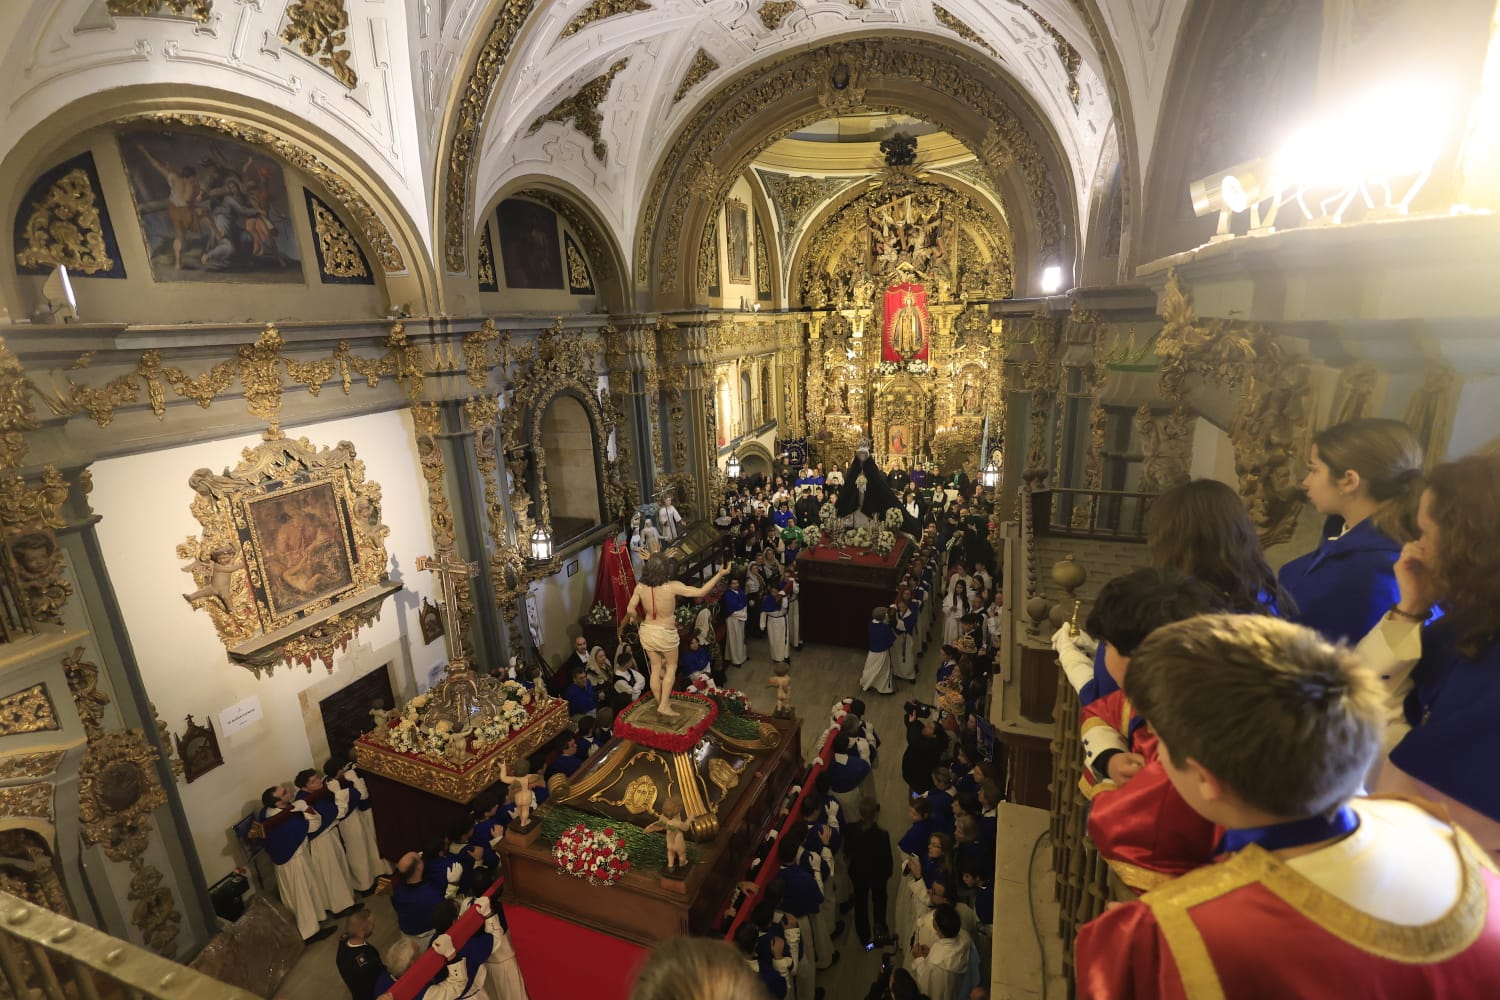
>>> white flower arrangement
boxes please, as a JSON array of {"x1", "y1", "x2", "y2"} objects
[
  {"x1": 905, "y1": 359, "x2": 931, "y2": 375},
  {"x1": 384, "y1": 678, "x2": 537, "y2": 758},
  {"x1": 883, "y1": 507, "x2": 904, "y2": 530}
]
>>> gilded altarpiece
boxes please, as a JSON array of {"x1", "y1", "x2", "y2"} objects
[{"x1": 800, "y1": 182, "x2": 1008, "y2": 474}]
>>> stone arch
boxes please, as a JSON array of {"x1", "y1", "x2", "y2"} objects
[
  {"x1": 637, "y1": 35, "x2": 1079, "y2": 310},
  {"x1": 476, "y1": 175, "x2": 631, "y2": 313},
  {"x1": 1137, "y1": 0, "x2": 1326, "y2": 264},
  {"x1": 735, "y1": 439, "x2": 776, "y2": 480},
  {"x1": 0, "y1": 86, "x2": 437, "y2": 317},
  {"x1": 535, "y1": 390, "x2": 606, "y2": 546}
]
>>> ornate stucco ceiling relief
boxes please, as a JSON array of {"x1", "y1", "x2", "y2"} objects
[
  {"x1": 933, "y1": 4, "x2": 999, "y2": 57},
  {"x1": 759, "y1": 2, "x2": 799, "y2": 31},
  {"x1": 560, "y1": 0, "x2": 653, "y2": 39},
  {"x1": 674, "y1": 49, "x2": 721, "y2": 104},
  {"x1": 754, "y1": 169, "x2": 864, "y2": 264},
  {"x1": 1015, "y1": 2, "x2": 1082, "y2": 107},
  {"x1": 527, "y1": 59, "x2": 630, "y2": 164},
  {"x1": 637, "y1": 37, "x2": 1071, "y2": 305},
  {"x1": 442, "y1": 0, "x2": 545, "y2": 272},
  {"x1": 281, "y1": 0, "x2": 358, "y2": 89},
  {"x1": 105, "y1": 0, "x2": 211, "y2": 19}
]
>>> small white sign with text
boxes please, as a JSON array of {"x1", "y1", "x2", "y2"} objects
[{"x1": 219, "y1": 695, "x2": 264, "y2": 737}]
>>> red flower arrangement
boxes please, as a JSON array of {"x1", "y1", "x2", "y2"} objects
[
  {"x1": 552, "y1": 822, "x2": 631, "y2": 886},
  {"x1": 614, "y1": 691, "x2": 720, "y2": 752}
]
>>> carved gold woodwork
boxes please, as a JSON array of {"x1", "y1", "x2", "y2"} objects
[
  {"x1": 0, "y1": 341, "x2": 40, "y2": 472},
  {"x1": 0, "y1": 685, "x2": 60, "y2": 736},
  {"x1": 477, "y1": 225, "x2": 498, "y2": 290},
  {"x1": 309, "y1": 198, "x2": 370, "y2": 280},
  {"x1": 0, "y1": 467, "x2": 73, "y2": 628},
  {"x1": 175, "y1": 435, "x2": 395, "y2": 675},
  {"x1": 798, "y1": 181, "x2": 1012, "y2": 308},
  {"x1": 413, "y1": 404, "x2": 475, "y2": 638},
  {"x1": 565, "y1": 237, "x2": 593, "y2": 293},
  {"x1": 637, "y1": 38, "x2": 1064, "y2": 295},
  {"x1": 1402, "y1": 365, "x2": 1460, "y2": 469},
  {"x1": 674, "y1": 49, "x2": 720, "y2": 104},
  {"x1": 444, "y1": 0, "x2": 544, "y2": 272},
  {"x1": 1156, "y1": 270, "x2": 1312, "y2": 546},
  {"x1": 0, "y1": 751, "x2": 66, "y2": 781},
  {"x1": 61, "y1": 647, "x2": 179, "y2": 954},
  {"x1": 759, "y1": 1, "x2": 798, "y2": 30},
  {"x1": 933, "y1": 4, "x2": 997, "y2": 57},
  {"x1": 120, "y1": 113, "x2": 401, "y2": 272},
  {"x1": 14, "y1": 168, "x2": 116, "y2": 276},
  {"x1": 106, "y1": 0, "x2": 211, "y2": 19},
  {"x1": 527, "y1": 60, "x2": 629, "y2": 165},
  {"x1": 281, "y1": 0, "x2": 357, "y2": 88},
  {"x1": 754, "y1": 218, "x2": 772, "y2": 299},
  {"x1": 0, "y1": 784, "x2": 54, "y2": 828},
  {"x1": 0, "y1": 829, "x2": 72, "y2": 920},
  {"x1": 1020, "y1": 308, "x2": 1060, "y2": 478},
  {"x1": 1330, "y1": 361, "x2": 1380, "y2": 424},
  {"x1": 33, "y1": 324, "x2": 422, "y2": 434},
  {"x1": 1016, "y1": 2, "x2": 1082, "y2": 107},
  {"x1": 560, "y1": 0, "x2": 651, "y2": 38},
  {"x1": 465, "y1": 394, "x2": 526, "y2": 620}
]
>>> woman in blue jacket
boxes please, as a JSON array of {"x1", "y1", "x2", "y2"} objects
[{"x1": 1279, "y1": 418, "x2": 1423, "y2": 643}]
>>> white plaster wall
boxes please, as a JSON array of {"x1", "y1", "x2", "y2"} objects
[
  {"x1": 88, "y1": 408, "x2": 444, "y2": 881},
  {"x1": 528, "y1": 543, "x2": 603, "y2": 673},
  {"x1": 1187, "y1": 416, "x2": 1236, "y2": 483}
]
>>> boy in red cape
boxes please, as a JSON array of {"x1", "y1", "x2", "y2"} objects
[
  {"x1": 1077, "y1": 614, "x2": 1500, "y2": 999},
  {"x1": 1078, "y1": 569, "x2": 1226, "y2": 892}
]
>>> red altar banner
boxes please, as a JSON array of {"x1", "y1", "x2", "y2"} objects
[
  {"x1": 593, "y1": 536, "x2": 637, "y2": 622},
  {"x1": 881, "y1": 282, "x2": 931, "y2": 362}
]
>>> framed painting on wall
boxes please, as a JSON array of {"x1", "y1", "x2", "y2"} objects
[
  {"x1": 118, "y1": 129, "x2": 303, "y2": 282},
  {"x1": 496, "y1": 198, "x2": 564, "y2": 289},
  {"x1": 242, "y1": 479, "x2": 358, "y2": 621},
  {"x1": 725, "y1": 199, "x2": 751, "y2": 283}
]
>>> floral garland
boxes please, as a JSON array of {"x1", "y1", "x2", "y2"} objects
[
  {"x1": 383, "y1": 680, "x2": 537, "y2": 759},
  {"x1": 613, "y1": 692, "x2": 720, "y2": 752},
  {"x1": 552, "y1": 822, "x2": 631, "y2": 885}
]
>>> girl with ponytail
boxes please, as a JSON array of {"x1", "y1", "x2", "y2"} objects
[{"x1": 1278, "y1": 418, "x2": 1424, "y2": 643}]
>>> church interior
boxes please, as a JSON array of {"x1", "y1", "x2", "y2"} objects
[{"x1": 1, "y1": 0, "x2": 1499, "y2": 998}]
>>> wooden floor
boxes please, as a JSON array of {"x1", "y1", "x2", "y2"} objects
[{"x1": 277, "y1": 623, "x2": 953, "y2": 1000}]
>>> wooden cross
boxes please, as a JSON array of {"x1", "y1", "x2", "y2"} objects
[{"x1": 416, "y1": 553, "x2": 478, "y2": 669}]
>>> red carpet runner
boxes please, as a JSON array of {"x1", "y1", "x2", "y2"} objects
[{"x1": 508, "y1": 902, "x2": 649, "y2": 1000}]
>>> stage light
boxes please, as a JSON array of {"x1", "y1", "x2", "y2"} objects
[
  {"x1": 1191, "y1": 159, "x2": 1286, "y2": 238},
  {"x1": 726, "y1": 451, "x2": 742, "y2": 479},
  {"x1": 1040, "y1": 265, "x2": 1064, "y2": 294},
  {"x1": 528, "y1": 524, "x2": 554, "y2": 562}
]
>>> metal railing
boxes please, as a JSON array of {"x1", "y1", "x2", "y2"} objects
[
  {"x1": 1030, "y1": 488, "x2": 1155, "y2": 541},
  {"x1": 0, "y1": 890, "x2": 258, "y2": 1000}
]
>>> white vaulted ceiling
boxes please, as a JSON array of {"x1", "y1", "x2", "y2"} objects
[{"x1": 0, "y1": 0, "x2": 1191, "y2": 286}]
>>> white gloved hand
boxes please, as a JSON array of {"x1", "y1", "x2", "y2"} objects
[
  {"x1": 432, "y1": 933, "x2": 457, "y2": 959},
  {"x1": 290, "y1": 800, "x2": 309, "y2": 813},
  {"x1": 1052, "y1": 623, "x2": 1096, "y2": 655},
  {"x1": 473, "y1": 895, "x2": 492, "y2": 918}
]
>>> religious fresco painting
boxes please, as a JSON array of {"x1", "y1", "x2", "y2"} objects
[
  {"x1": 881, "y1": 282, "x2": 932, "y2": 362},
  {"x1": 118, "y1": 130, "x2": 302, "y2": 282},
  {"x1": 12, "y1": 151, "x2": 127, "y2": 279},
  {"x1": 725, "y1": 199, "x2": 751, "y2": 283},
  {"x1": 496, "y1": 198, "x2": 564, "y2": 289},
  {"x1": 242, "y1": 480, "x2": 357, "y2": 619}
]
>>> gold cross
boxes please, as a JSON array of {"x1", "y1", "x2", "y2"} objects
[{"x1": 416, "y1": 553, "x2": 478, "y2": 668}]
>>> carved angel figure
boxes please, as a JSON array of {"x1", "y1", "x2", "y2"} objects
[{"x1": 182, "y1": 544, "x2": 245, "y2": 608}]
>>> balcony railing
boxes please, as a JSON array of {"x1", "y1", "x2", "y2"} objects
[{"x1": 0, "y1": 890, "x2": 258, "y2": 1000}]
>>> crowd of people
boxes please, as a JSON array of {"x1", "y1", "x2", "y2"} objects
[{"x1": 1044, "y1": 421, "x2": 1500, "y2": 996}]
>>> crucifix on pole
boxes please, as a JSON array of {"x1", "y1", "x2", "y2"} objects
[{"x1": 416, "y1": 552, "x2": 479, "y2": 672}]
